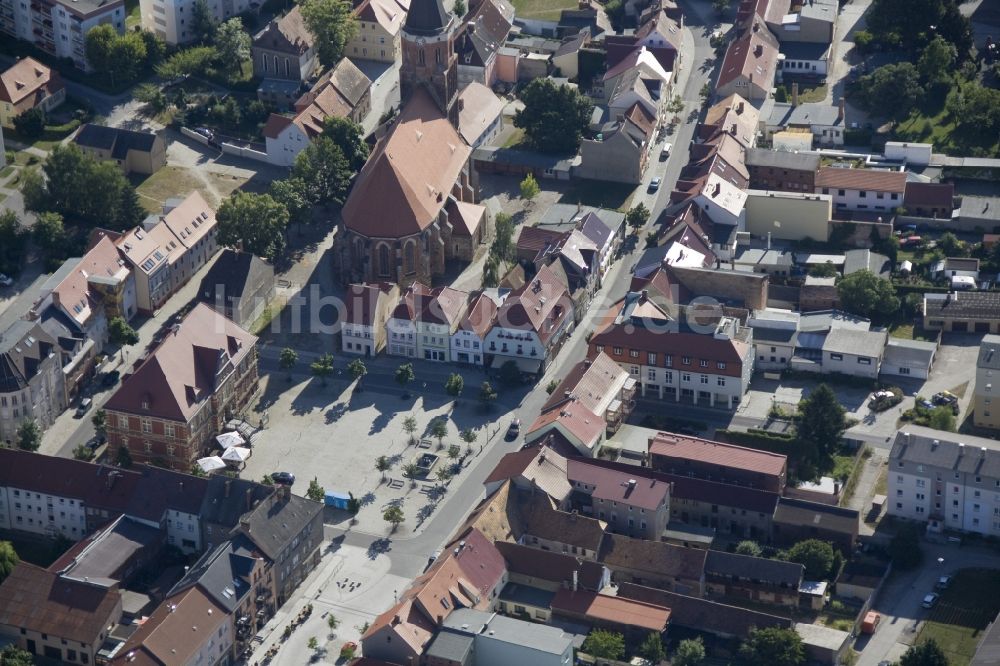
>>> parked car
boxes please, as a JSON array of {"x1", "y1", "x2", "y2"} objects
[
  {"x1": 933, "y1": 391, "x2": 957, "y2": 406},
  {"x1": 660, "y1": 143, "x2": 672, "y2": 159},
  {"x1": 100, "y1": 370, "x2": 120, "y2": 388},
  {"x1": 271, "y1": 472, "x2": 296, "y2": 485},
  {"x1": 922, "y1": 593, "x2": 939, "y2": 609},
  {"x1": 0, "y1": 273, "x2": 13, "y2": 287},
  {"x1": 505, "y1": 418, "x2": 521, "y2": 441},
  {"x1": 918, "y1": 398, "x2": 935, "y2": 410},
  {"x1": 648, "y1": 177, "x2": 661, "y2": 192},
  {"x1": 861, "y1": 611, "x2": 881, "y2": 634},
  {"x1": 935, "y1": 575, "x2": 952, "y2": 590},
  {"x1": 75, "y1": 397, "x2": 93, "y2": 417}
]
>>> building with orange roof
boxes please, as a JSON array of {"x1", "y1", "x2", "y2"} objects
[
  {"x1": 346, "y1": 0, "x2": 411, "y2": 63},
  {"x1": 450, "y1": 290, "x2": 502, "y2": 365},
  {"x1": 716, "y1": 16, "x2": 779, "y2": 102},
  {"x1": 648, "y1": 431, "x2": 788, "y2": 492},
  {"x1": 551, "y1": 588, "x2": 670, "y2": 634},
  {"x1": 104, "y1": 302, "x2": 259, "y2": 470},
  {"x1": 0, "y1": 57, "x2": 65, "y2": 128}
]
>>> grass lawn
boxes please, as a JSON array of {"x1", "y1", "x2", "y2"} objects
[
  {"x1": 895, "y1": 105, "x2": 999, "y2": 158},
  {"x1": 888, "y1": 322, "x2": 938, "y2": 342},
  {"x1": 916, "y1": 568, "x2": 1000, "y2": 666},
  {"x1": 135, "y1": 166, "x2": 248, "y2": 212},
  {"x1": 511, "y1": 0, "x2": 577, "y2": 20},
  {"x1": 12, "y1": 151, "x2": 41, "y2": 167},
  {"x1": 125, "y1": 0, "x2": 141, "y2": 29},
  {"x1": 0, "y1": 165, "x2": 14, "y2": 180},
  {"x1": 559, "y1": 179, "x2": 634, "y2": 211},
  {"x1": 0, "y1": 192, "x2": 7, "y2": 204},
  {"x1": 797, "y1": 84, "x2": 827, "y2": 103},
  {"x1": 502, "y1": 127, "x2": 526, "y2": 149}
]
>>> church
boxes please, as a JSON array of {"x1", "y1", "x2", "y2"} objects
[{"x1": 334, "y1": 0, "x2": 488, "y2": 286}]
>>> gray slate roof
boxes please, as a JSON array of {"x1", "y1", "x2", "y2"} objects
[
  {"x1": 890, "y1": 426, "x2": 1000, "y2": 478},
  {"x1": 704, "y1": 550, "x2": 804, "y2": 587},
  {"x1": 822, "y1": 327, "x2": 887, "y2": 356},
  {"x1": 746, "y1": 148, "x2": 821, "y2": 171},
  {"x1": 74, "y1": 124, "x2": 159, "y2": 160},
  {"x1": 883, "y1": 338, "x2": 937, "y2": 367},
  {"x1": 767, "y1": 101, "x2": 842, "y2": 128},
  {"x1": 169, "y1": 541, "x2": 254, "y2": 613},
  {"x1": 979, "y1": 335, "x2": 1000, "y2": 370},
  {"x1": 924, "y1": 291, "x2": 1000, "y2": 321},
  {"x1": 238, "y1": 493, "x2": 322, "y2": 561},
  {"x1": 198, "y1": 250, "x2": 273, "y2": 304},
  {"x1": 198, "y1": 475, "x2": 275, "y2": 531}
]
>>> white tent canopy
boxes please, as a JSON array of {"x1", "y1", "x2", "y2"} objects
[
  {"x1": 197, "y1": 456, "x2": 226, "y2": 472},
  {"x1": 216, "y1": 431, "x2": 246, "y2": 449},
  {"x1": 221, "y1": 447, "x2": 251, "y2": 463}
]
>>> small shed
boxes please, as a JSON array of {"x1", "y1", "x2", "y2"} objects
[{"x1": 324, "y1": 491, "x2": 351, "y2": 510}]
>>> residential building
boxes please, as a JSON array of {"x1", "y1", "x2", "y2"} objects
[
  {"x1": 386, "y1": 282, "x2": 430, "y2": 358},
  {"x1": 604, "y1": 9, "x2": 682, "y2": 73},
  {"x1": 0, "y1": 321, "x2": 65, "y2": 446},
  {"x1": 602, "y1": 44, "x2": 672, "y2": 101},
  {"x1": 814, "y1": 167, "x2": 906, "y2": 212},
  {"x1": 903, "y1": 181, "x2": 955, "y2": 219},
  {"x1": 820, "y1": 327, "x2": 887, "y2": 379},
  {"x1": 605, "y1": 59, "x2": 668, "y2": 123},
  {"x1": 975, "y1": 335, "x2": 1000, "y2": 430},
  {"x1": 264, "y1": 58, "x2": 372, "y2": 165},
  {"x1": 484, "y1": 264, "x2": 574, "y2": 375},
  {"x1": 496, "y1": 540, "x2": 608, "y2": 597},
  {"x1": 0, "y1": 58, "x2": 65, "y2": 127},
  {"x1": 698, "y1": 93, "x2": 759, "y2": 149},
  {"x1": 551, "y1": 588, "x2": 670, "y2": 640},
  {"x1": 104, "y1": 303, "x2": 259, "y2": 470},
  {"x1": 109, "y1": 585, "x2": 233, "y2": 665},
  {"x1": 880, "y1": 338, "x2": 937, "y2": 380},
  {"x1": 456, "y1": 81, "x2": 504, "y2": 149},
  {"x1": 733, "y1": 248, "x2": 794, "y2": 277},
  {"x1": 427, "y1": 609, "x2": 574, "y2": 666},
  {"x1": 517, "y1": 491, "x2": 607, "y2": 558},
  {"x1": 716, "y1": 17, "x2": 780, "y2": 102},
  {"x1": 748, "y1": 308, "x2": 798, "y2": 371},
  {"x1": 72, "y1": 124, "x2": 166, "y2": 175},
  {"x1": 141, "y1": 0, "x2": 250, "y2": 44},
  {"x1": 451, "y1": 290, "x2": 499, "y2": 365},
  {"x1": 252, "y1": 6, "x2": 316, "y2": 106},
  {"x1": 1, "y1": 0, "x2": 124, "y2": 71},
  {"x1": 198, "y1": 250, "x2": 275, "y2": 331},
  {"x1": 589, "y1": 292, "x2": 754, "y2": 409},
  {"x1": 51, "y1": 514, "x2": 163, "y2": 586},
  {"x1": 681, "y1": 132, "x2": 750, "y2": 191},
  {"x1": 778, "y1": 41, "x2": 832, "y2": 78},
  {"x1": 578, "y1": 102, "x2": 656, "y2": 185},
  {"x1": 197, "y1": 475, "x2": 274, "y2": 551},
  {"x1": 844, "y1": 248, "x2": 891, "y2": 278},
  {"x1": 346, "y1": 0, "x2": 409, "y2": 62},
  {"x1": 598, "y1": 533, "x2": 706, "y2": 596},
  {"x1": 762, "y1": 0, "x2": 836, "y2": 44},
  {"x1": 887, "y1": 426, "x2": 1000, "y2": 537},
  {"x1": 704, "y1": 550, "x2": 804, "y2": 606},
  {"x1": 455, "y1": 0, "x2": 515, "y2": 88},
  {"x1": 0, "y1": 563, "x2": 123, "y2": 664},
  {"x1": 551, "y1": 29, "x2": 589, "y2": 80},
  {"x1": 115, "y1": 192, "x2": 219, "y2": 314},
  {"x1": 689, "y1": 173, "x2": 749, "y2": 228},
  {"x1": 772, "y1": 497, "x2": 859, "y2": 554},
  {"x1": 746, "y1": 148, "x2": 820, "y2": 192},
  {"x1": 566, "y1": 458, "x2": 671, "y2": 540},
  {"x1": 764, "y1": 98, "x2": 844, "y2": 146},
  {"x1": 537, "y1": 352, "x2": 637, "y2": 439},
  {"x1": 923, "y1": 291, "x2": 1000, "y2": 334},
  {"x1": 234, "y1": 485, "x2": 323, "y2": 605},
  {"x1": 535, "y1": 205, "x2": 624, "y2": 283},
  {"x1": 483, "y1": 445, "x2": 571, "y2": 505},
  {"x1": 342, "y1": 282, "x2": 399, "y2": 356},
  {"x1": 417, "y1": 286, "x2": 469, "y2": 362},
  {"x1": 648, "y1": 431, "x2": 787, "y2": 492}
]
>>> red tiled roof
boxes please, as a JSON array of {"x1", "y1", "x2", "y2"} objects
[
  {"x1": 527, "y1": 403, "x2": 605, "y2": 452},
  {"x1": 390, "y1": 282, "x2": 432, "y2": 321},
  {"x1": 517, "y1": 226, "x2": 566, "y2": 261},
  {"x1": 496, "y1": 541, "x2": 606, "y2": 589},
  {"x1": 262, "y1": 113, "x2": 294, "y2": 140},
  {"x1": 717, "y1": 18, "x2": 778, "y2": 89},
  {"x1": 112, "y1": 587, "x2": 229, "y2": 665},
  {"x1": 648, "y1": 432, "x2": 787, "y2": 476},
  {"x1": 551, "y1": 588, "x2": 670, "y2": 631},
  {"x1": 484, "y1": 447, "x2": 539, "y2": 485},
  {"x1": 903, "y1": 181, "x2": 954, "y2": 207},
  {"x1": 420, "y1": 286, "x2": 468, "y2": 327},
  {"x1": 815, "y1": 167, "x2": 906, "y2": 193},
  {"x1": 459, "y1": 292, "x2": 498, "y2": 337},
  {"x1": 495, "y1": 264, "x2": 572, "y2": 343},
  {"x1": 566, "y1": 458, "x2": 670, "y2": 511},
  {"x1": 0, "y1": 57, "x2": 63, "y2": 106}
]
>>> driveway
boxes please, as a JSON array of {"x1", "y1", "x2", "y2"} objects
[{"x1": 825, "y1": 0, "x2": 873, "y2": 134}]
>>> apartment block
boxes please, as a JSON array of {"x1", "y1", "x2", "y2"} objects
[
  {"x1": 975, "y1": 335, "x2": 1000, "y2": 430},
  {"x1": 0, "y1": 0, "x2": 125, "y2": 70},
  {"x1": 140, "y1": 0, "x2": 252, "y2": 44}
]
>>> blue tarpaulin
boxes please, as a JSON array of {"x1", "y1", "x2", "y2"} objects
[{"x1": 324, "y1": 491, "x2": 350, "y2": 509}]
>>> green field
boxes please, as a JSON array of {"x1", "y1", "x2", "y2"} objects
[
  {"x1": 511, "y1": 0, "x2": 577, "y2": 21},
  {"x1": 915, "y1": 568, "x2": 1000, "y2": 666}
]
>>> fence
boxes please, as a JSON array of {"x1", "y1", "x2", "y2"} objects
[
  {"x1": 180, "y1": 126, "x2": 211, "y2": 145},
  {"x1": 221, "y1": 141, "x2": 270, "y2": 164}
]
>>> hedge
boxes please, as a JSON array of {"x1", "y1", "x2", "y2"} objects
[{"x1": 716, "y1": 428, "x2": 799, "y2": 458}]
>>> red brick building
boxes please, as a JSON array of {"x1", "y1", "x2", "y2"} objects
[{"x1": 104, "y1": 303, "x2": 259, "y2": 470}]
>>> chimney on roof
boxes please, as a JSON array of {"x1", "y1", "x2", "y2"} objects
[
  {"x1": 838, "y1": 97, "x2": 846, "y2": 122},
  {"x1": 752, "y1": 20, "x2": 759, "y2": 32},
  {"x1": 737, "y1": 100, "x2": 744, "y2": 114},
  {"x1": 224, "y1": 479, "x2": 232, "y2": 498},
  {"x1": 982, "y1": 447, "x2": 988, "y2": 458},
  {"x1": 791, "y1": 82, "x2": 799, "y2": 107},
  {"x1": 245, "y1": 487, "x2": 253, "y2": 512},
  {"x1": 572, "y1": 569, "x2": 578, "y2": 592}
]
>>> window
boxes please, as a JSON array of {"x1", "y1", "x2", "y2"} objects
[
  {"x1": 682, "y1": 356, "x2": 691, "y2": 365},
  {"x1": 700, "y1": 375, "x2": 708, "y2": 384},
  {"x1": 699, "y1": 360, "x2": 708, "y2": 367},
  {"x1": 630, "y1": 349, "x2": 639, "y2": 358},
  {"x1": 830, "y1": 353, "x2": 843, "y2": 361},
  {"x1": 613, "y1": 346, "x2": 623, "y2": 355},
  {"x1": 860, "y1": 190, "x2": 867, "y2": 198},
  {"x1": 858, "y1": 357, "x2": 871, "y2": 365},
  {"x1": 647, "y1": 368, "x2": 656, "y2": 381},
  {"x1": 682, "y1": 373, "x2": 691, "y2": 382},
  {"x1": 717, "y1": 377, "x2": 726, "y2": 386},
  {"x1": 717, "y1": 361, "x2": 726, "y2": 369},
  {"x1": 647, "y1": 353, "x2": 656, "y2": 365}
]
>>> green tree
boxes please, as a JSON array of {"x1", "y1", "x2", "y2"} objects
[
  {"x1": 673, "y1": 637, "x2": 706, "y2": 666},
  {"x1": 322, "y1": 116, "x2": 369, "y2": 172},
  {"x1": 479, "y1": 381, "x2": 497, "y2": 407},
  {"x1": 638, "y1": 631, "x2": 665, "y2": 662},
  {"x1": 666, "y1": 94, "x2": 684, "y2": 114},
  {"x1": 928, "y1": 405, "x2": 956, "y2": 432},
  {"x1": 447, "y1": 444, "x2": 460, "y2": 460},
  {"x1": 279, "y1": 347, "x2": 299, "y2": 381},
  {"x1": 216, "y1": 192, "x2": 289, "y2": 261},
  {"x1": 17, "y1": 420, "x2": 41, "y2": 452},
  {"x1": 155, "y1": 46, "x2": 217, "y2": 78},
  {"x1": 109, "y1": 316, "x2": 139, "y2": 362},
  {"x1": 492, "y1": 212, "x2": 516, "y2": 263},
  {"x1": 460, "y1": 429, "x2": 477, "y2": 451},
  {"x1": 310, "y1": 353, "x2": 335, "y2": 386},
  {"x1": 445, "y1": 373, "x2": 464, "y2": 397},
  {"x1": 140, "y1": 31, "x2": 167, "y2": 66},
  {"x1": 32, "y1": 211, "x2": 65, "y2": 256},
  {"x1": 797, "y1": 384, "x2": 846, "y2": 465},
  {"x1": 306, "y1": 477, "x2": 325, "y2": 502},
  {"x1": 383, "y1": 504, "x2": 405, "y2": 531},
  {"x1": 0, "y1": 210, "x2": 26, "y2": 276},
  {"x1": 0, "y1": 541, "x2": 19, "y2": 585},
  {"x1": 735, "y1": 540, "x2": 763, "y2": 557},
  {"x1": 808, "y1": 261, "x2": 838, "y2": 278},
  {"x1": 699, "y1": 82, "x2": 711, "y2": 100},
  {"x1": 402, "y1": 414, "x2": 418, "y2": 443},
  {"x1": 72, "y1": 443, "x2": 93, "y2": 460},
  {"x1": 117, "y1": 445, "x2": 133, "y2": 468},
  {"x1": 307, "y1": 636, "x2": 319, "y2": 651},
  {"x1": 269, "y1": 178, "x2": 313, "y2": 229},
  {"x1": 520, "y1": 172, "x2": 540, "y2": 201},
  {"x1": 92, "y1": 409, "x2": 108, "y2": 442},
  {"x1": 291, "y1": 135, "x2": 352, "y2": 207},
  {"x1": 918, "y1": 35, "x2": 957, "y2": 85},
  {"x1": 580, "y1": 630, "x2": 625, "y2": 660},
  {"x1": 626, "y1": 203, "x2": 650, "y2": 234},
  {"x1": 85, "y1": 25, "x2": 148, "y2": 86},
  {"x1": 430, "y1": 418, "x2": 448, "y2": 448},
  {"x1": 0, "y1": 644, "x2": 33, "y2": 666},
  {"x1": 19, "y1": 168, "x2": 46, "y2": 215},
  {"x1": 375, "y1": 455, "x2": 390, "y2": 481},
  {"x1": 857, "y1": 63, "x2": 923, "y2": 119},
  {"x1": 712, "y1": 0, "x2": 729, "y2": 15},
  {"x1": 545, "y1": 379, "x2": 559, "y2": 394},
  {"x1": 215, "y1": 18, "x2": 252, "y2": 76},
  {"x1": 513, "y1": 78, "x2": 594, "y2": 154},
  {"x1": 900, "y1": 638, "x2": 948, "y2": 666},
  {"x1": 937, "y1": 232, "x2": 963, "y2": 257},
  {"x1": 498, "y1": 360, "x2": 521, "y2": 386},
  {"x1": 739, "y1": 627, "x2": 805, "y2": 666},
  {"x1": 348, "y1": 358, "x2": 367, "y2": 383},
  {"x1": 261, "y1": 473, "x2": 274, "y2": 486},
  {"x1": 327, "y1": 613, "x2": 339, "y2": 631},
  {"x1": 482, "y1": 255, "x2": 500, "y2": 288},
  {"x1": 786, "y1": 539, "x2": 836, "y2": 579},
  {"x1": 946, "y1": 81, "x2": 1000, "y2": 136},
  {"x1": 867, "y1": 0, "x2": 972, "y2": 59},
  {"x1": 395, "y1": 362, "x2": 415, "y2": 392},
  {"x1": 134, "y1": 83, "x2": 168, "y2": 113},
  {"x1": 402, "y1": 462, "x2": 420, "y2": 481},
  {"x1": 435, "y1": 466, "x2": 453, "y2": 485},
  {"x1": 191, "y1": 0, "x2": 218, "y2": 43},
  {"x1": 837, "y1": 270, "x2": 900, "y2": 320},
  {"x1": 453, "y1": 0, "x2": 465, "y2": 14},
  {"x1": 13, "y1": 107, "x2": 45, "y2": 139},
  {"x1": 301, "y1": 0, "x2": 358, "y2": 67}
]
